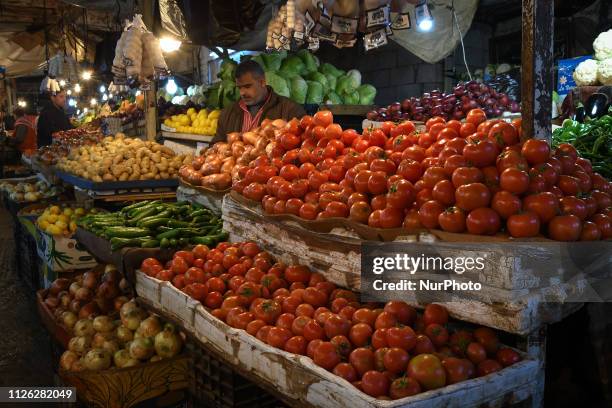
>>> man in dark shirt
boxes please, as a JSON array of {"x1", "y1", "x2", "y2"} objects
[{"x1": 37, "y1": 89, "x2": 73, "y2": 147}]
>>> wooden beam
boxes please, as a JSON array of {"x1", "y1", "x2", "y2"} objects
[{"x1": 521, "y1": 0, "x2": 554, "y2": 142}]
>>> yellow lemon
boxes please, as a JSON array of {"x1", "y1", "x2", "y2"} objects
[
  {"x1": 69, "y1": 221, "x2": 77, "y2": 232},
  {"x1": 55, "y1": 220, "x2": 68, "y2": 231},
  {"x1": 57, "y1": 214, "x2": 70, "y2": 224},
  {"x1": 75, "y1": 208, "x2": 86, "y2": 216},
  {"x1": 63, "y1": 207, "x2": 74, "y2": 217},
  {"x1": 38, "y1": 220, "x2": 49, "y2": 230},
  {"x1": 187, "y1": 107, "x2": 196, "y2": 115},
  {"x1": 46, "y1": 224, "x2": 62, "y2": 236},
  {"x1": 46, "y1": 214, "x2": 58, "y2": 224},
  {"x1": 49, "y1": 205, "x2": 61, "y2": 215}
]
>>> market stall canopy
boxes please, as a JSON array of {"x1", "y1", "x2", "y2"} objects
[{"x1": 158, "y1": 0, "x2": 479, "y2": 64}]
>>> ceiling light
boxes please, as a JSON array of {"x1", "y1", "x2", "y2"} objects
[
  {"x1": 416, "y1": 1, "x2": 434, "y2": 32},
  {"x1": 74, "y1": 84, "x2": 81, "y2": 93},
  {"x1": 90, "y1": 98, "x2": 97, "y2": 106},
  {"x1": 99, "y1": 85, "x2": 106, "y2": 93},
  {"x1": 165, "y1": 78, "x2": 178, "y2": 95},
  {"x1": 81, "y1": 70, "x2": 92, "y2": 80},
  {"x1": 160, "y1": 37, "x2": 181, "y2": 53}
]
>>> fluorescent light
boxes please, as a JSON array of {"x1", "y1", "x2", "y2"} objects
[
  {"x1": 77, "y1": 109, "x2": 81, "y2": 114},
  {"x1": 416, "y1": 1, "x2": 434, "y2": 32},
  {"x1": 165, "y1": 78, "x2": 178, "y2": 95},
  {"x1": 99, "y1": 85, "x2": 106, "y2": 93},
  {"x1": 74, "y1": 84, "x2": 81, "y2": 93},
  {"x1": 81, "y1": 70, "x2": 92, "y2": 80},
  {"x1": 160, "y1": 37, "x2": 181, "y2": 53}
]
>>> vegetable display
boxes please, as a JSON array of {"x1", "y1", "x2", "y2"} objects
[
  {"x1": 43, "y1": 264, "x2": 133, "y2": 330},
  {"x1": 552, "y1": 115, "x2": 612, "y2": 179},
  {"x1": 78, "y1": 200, "x2": 227, "y2": 250},
  {"x1": 55, "y1": 134, "x2": 193, "y2": 182},
  {"x1": 60, "y1": 300, "x2": 183, "y2": 371},
  {"x1": 37, "y1": 204, "x2": 98, "y2": 237},
  {"x1": 0, "y1": 179, "x2": 61, "y2": 202},
  {"x1": 366, "y1": 82, "x2": 519, "y2": 123},
  {"x1": 162, "y1": 107, "x2": 221, "y2": 135},
  {"x1": 179, "y1": 118, "x2": 288, "y2": 190},
  {"x1": 233, "y1": 110, "x2": 611, "y2": 241},
  {"x1": 37, "y1": 128, "x2": 104, "y2": 165},
  {"x1": 140, "y1": 241, "x2": 522, "y2": 399},
  {"x1": 573, "y1": 29, "x2": 612, "y2": 86},
  {"x1": 206, "y1": 51, "x2": 376, "y2": 109}
]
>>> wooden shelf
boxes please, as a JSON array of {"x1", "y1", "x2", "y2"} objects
[{"x1": 161, "y1": 131, "x2": 215, "y2": 143}]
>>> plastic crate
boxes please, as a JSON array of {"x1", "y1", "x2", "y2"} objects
[{"x1": 186, "y1": 342, "x2": 286, "y2": 408}]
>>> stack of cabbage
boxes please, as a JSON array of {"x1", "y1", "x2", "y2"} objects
[{"x1": 206, "y1": 50, "x2": 376, "y2": 109}]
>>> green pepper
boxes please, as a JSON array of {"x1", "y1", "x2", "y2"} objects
[{"x1": 105, "y1": 226, "x2": 152, "y2": 238}]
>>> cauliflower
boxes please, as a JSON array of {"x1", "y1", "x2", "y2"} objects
[
  {"x1": 593, "y1": 29, "x2": 612, "y2": 61},
  {"x1": 573, "y1": 59, "x2": 599, "y2": 86},
  {"x1": 597, "y1": 58, "x2": 612, "y2": 85}
]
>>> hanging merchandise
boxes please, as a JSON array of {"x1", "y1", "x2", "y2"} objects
[
  {"x1": 47, "y1": 52, "x2": 79, "y2": 85},
  {"x1": 112, "y1": 15, "x2": 169, "y2": 88}
]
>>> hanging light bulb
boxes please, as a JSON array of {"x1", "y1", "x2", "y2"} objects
[
  {"x1": 59, "y1": 79, "x2": 66, "y2": 87},
  {"x1": 17, "y1": 100, "x2": 27, "y2": 107},
  {"x1": 90, "y1": 98, "x2": 97, "y2": 106},
  {"x1": 84, "y1": 107, "x2": 88, "y2": 113},
  {"x1": 99, "y1": 85, "x2": 106, "y2": 93},
  {"x1": 109, "y1": 93, "x2": 113, "y2": 99},
  {"x1": 135, "y1": 90, "x2": 141, "y2": 96},
  {"x1": 67, "y1": 89, "x2": 72, "y2": 95},
  {"x1": 160, "y1": 37, "x2": 181, "y2": 53},
  {"x1": 77, "y1": 109, "x2": 81, "y2": 114},
  {"x1": 165, "y1": 78, "x2": 178, "y2": 95},
  {"x1": 102, "y1": 94, "x2": 108, "y2": 101},
  {"x1": 74, "y1": 84, "x2": 81, "y2": 93},
  {"x1": 416, "y1": 0, "x2": 434, "y2": 32},
  {"x1": 81, "y1": 70, "x2": 93, "y2": 80},
  {"x1": 68, "y1": 98, "x2": 77, "y2": 107}
]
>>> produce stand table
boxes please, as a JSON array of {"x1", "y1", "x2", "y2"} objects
[
  {"x1": 28, "y1": 157, "x2": 59, "y2": 185},
  {"x1": 160, "y1": 131, "x2": 215, "y2": 156},
  {"x1": 176, "y1": 180, "x2": 227, "y2": 213},
  {"x1": 55, "y1": 170, "x2": 179, "y2": 191},
  {"x1": 135, "y1": 272, "x2": 539, "y2": 408}
]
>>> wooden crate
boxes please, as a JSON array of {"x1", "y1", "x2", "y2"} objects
[
  {"x1": 134, "y1": 272, "x2": 539, "y2": 408},
  {"x1": 221, "y1": 194, "x2": 593, "y2": 335},
  {"x1": 176, "y1": 181, "x2": 227, "y2": 214}
]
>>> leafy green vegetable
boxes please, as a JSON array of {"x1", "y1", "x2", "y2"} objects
[
  {"x1": 325, "y1": 91, "x2": 343, "y2": 105},
  {"x1": 357, "y1": 84, "x2": 377, "y2": 105},
  {"x1": 552, "y1": 112, "x2": 612, "y2": 179},
  {"x1": 320, "y1": 63, "x2": 344, "y2": 78},
  {"x1": 218, "y1": 59, "x2": 237, "y2": 81},
  {"x1": 262, "y1": 52, "x2": 285, "y2": 71},
  {"x1": 306, "y1": 81, "x2": 324, "y2": 104},
  {"x1": 290, "y1": 76, "x2": 308, "y2": 104},
  {"x1": 266, "y1": 71, "x2": 290, "y2": 98},
  {"x1": 325, "y1": 74, "x2": 337, "y2": 91},
  {"x1": 341, "y1": 90, "x2": 360, "y2": 105},
  {"x1": 297, "y1": 49, "x2": 318, "y2": 75},
  {"x1": 279, "y1": 55, "x2": 305, "y2": 78},
  {"x1": 306, "y1": 72, "x2": 328, "y2": 89}
]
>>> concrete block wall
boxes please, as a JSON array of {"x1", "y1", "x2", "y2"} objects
[{"x1": 315, "y1": 22, "x2": 492, "y2": 106}]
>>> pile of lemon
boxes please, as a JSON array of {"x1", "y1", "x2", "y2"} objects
[
  {"x1": 37, "y1": 205, "x2": 97, "y2": 236},
  {"x1": 163, "y1": 108, "x2": 220, "y2": 135}
]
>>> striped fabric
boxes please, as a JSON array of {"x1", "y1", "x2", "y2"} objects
[{"x1": 239, "y1": 91, "x2": 272, "y2": 133}]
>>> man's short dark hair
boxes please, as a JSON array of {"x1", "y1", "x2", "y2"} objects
[{"x1": 235, "y1": 59, "x2": 265, "y2": 80}]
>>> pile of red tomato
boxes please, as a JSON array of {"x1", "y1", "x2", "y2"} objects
[
  {"x1": 232, "y1": 109, "x2": 611, "y2": 241},
  {"x1": 141, "y1": 241, "x2": 522, "y2": 399}
]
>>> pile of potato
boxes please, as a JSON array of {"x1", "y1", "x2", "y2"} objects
[
  {"x1": 56, "y1": 133, "x2": 193, "y2": 182},
  {"x1": 179, "y1": 118, "x2": 287, "y2": 190}
]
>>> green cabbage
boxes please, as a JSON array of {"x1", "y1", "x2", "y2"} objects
[
  {"x1": 306, "y1": 72, "x2": 328, "y2": 89},
  {"x1": 290, "y1": 76, "x2": 308, "y2": 104},
  {"x1": 306, "y1": 81, "x2": 324, "y2": 104},
  {"x1": 336, "y1": 75, "x2": 355, "y2": 95},
  {"x1": 218, "y1": 59, "x2": 237, "y2": 81},
  {"x1": 357, "y1": 84, "x2": 377, "y2": 105},
  {"x1": 251, "y1": 54, "x2": 266, "y2": 70},
  {"x1": 341, "y1": 90, "x2": 360, "y2": 105},
  {"x1": 266, "y1": 71, "x2": 290, "y2": 98},
  {"x1": 261, "y1": 52, "x2": 284, "y2": 71},
  {"x1": 279, "y1": 55, "x2": 305, "y2": 78},
  {"x1": 320, "y1": 63, "x2": 344, "y2": 78},
  {"x1": 325, "y1": 74, "x2": 337, "y2": 91},
  {"x1": 325, "y1": 91, "x2": 343, "y2": 105},
  {"x1": 296, "y1": 49, "x2": 318, "y2": 75},
  {"x1": 346, "y1": 69, "x2": 362, "y2": 88}
]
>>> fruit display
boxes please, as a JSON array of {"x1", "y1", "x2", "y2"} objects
[
  {"x1": 163, "y1": 107, "x2": 221, "y2": 135},
  {"x1": 78, "y1": 200, "x2": 227, "y2": 250},
  {"x1": 55, "y1": 134, "x2": 193, "y2": 182},
  {"x1": 36, "y1": 204, "x2": 99, "y2": 237},
  {"x1": 552, "y1": 115, "x2": 612, "y2": 179},
  {"x1": 42, "y1": 265, "x2": 134, "y2": 332},
  {"x1": 178, "y1": 119, "x2": 287, "y2": 190},
  {"x1": 140, "y1": 241, "x2": 522, "y2": 399},
  {"x1": 157, "y1": 100, "x2": 205, "y2": 119},
  {"x1": 59, "y1": 301, "x2": 183, "y2": 371},
  {"x1": 366, "y1": 82, "x2": 520, "y2": 123},
  {"x1": 231, "y1": 110, "x2": 611, "y2": 241},
  {"x1": 0, "y1": 179, "x2": 62, "y2": 202},
  {"x1": 38, "y1": 128, "x2": 104, "y2": 165}
]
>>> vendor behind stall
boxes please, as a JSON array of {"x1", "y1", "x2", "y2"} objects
[
  {"x1": 37, "y1": 88, "x2": 73, "y2": 147},
  {"x1": 6, "y1": 107, "x2": 37, "y2": 155},
  {"x1": 213, "y1": 60, "x2": 305, "y2": 143}
]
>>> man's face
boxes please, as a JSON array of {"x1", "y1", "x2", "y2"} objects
[
  {"x1": 236, "y1": 72, "x2": 267, "y2": 106},
  {"x1": 52, "y1": 92, "x2": 67, "y2": 108}
]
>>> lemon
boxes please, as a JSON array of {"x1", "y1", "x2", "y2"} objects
[
  {"x1": 49, "y1": 205, "x2": 61, "y2": 215},
  {"x1": 46, "y1": 224, "x2": 62, "y2": 235},
  {"x1": 55, "y1": 220, "x2": 68, "y2": 231},
  {"x1": 38, "y1": 220, "x2": 50, "y2": 230},
  {"x1": 69, "y1": 221, "x2": 77, "y2": 232},
  {"x1": 46, "y1": 214, "x2": 58, "y2": 224},
  {"x1": 187, "y1": 107, "x2": 196, "y2": 115},
  {"x1": 63, "y1": 208, "x2": 74, "y2": 217},
  {"x1": 74, "y1": 208, "x2": 86, "y2": 216},
  {"x1": 57, "y1": 214, "x2": 70, "y2": 224}
]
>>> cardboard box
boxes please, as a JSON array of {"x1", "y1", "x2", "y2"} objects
[{"x1": 37, "y1": 231, "x2": 97, "y2": 272}]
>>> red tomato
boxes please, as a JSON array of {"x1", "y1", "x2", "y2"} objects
[
  {"x1": 523, "y1": 192, "x2": 559, "y2": 223},
  {"x1": 333, "y1": 363, "x2": 358, "y2": 383},
  {"x1": 418, "y1": 200, "x2": 445, "y2": 229},
  {"x1": 455, "y1": 183, "x2": 491, "y2": 211},
  {"x1": 507, "y1": 212, "x2": 541, "y2": 238},
  {"x1": 491, "y1": 191, "x2": 522, "y2": 219},
  {"x1": 432, "y1": 179, "x2": 456, "y2": 206},
  {"x1": 389, "y1": 377, "x2": 421, "y2": 399},
  {"x1": 591, "y1": 213, "x2": 611, "y2": 239},
  {"x1": 548, "y1": 215, "x2": 582, "y2": 241},
  {"x1": 314, "y1": 111, "x2": 333, "y2": 128},
  {"x1": 349, "y1": 347, "x2": 376, "y2": 377},
  {"x1": 438, "y1": 206, "x2": 467, "y2": 233},
  {"x1": 496, "y1": 348, "x2": 521, "y2": 367},
  {"x1": 477, "y1": 359, "x2": 503, "y2": 376},
  {"x1": 488, "y1": 122, "x2": 519, "y2": 148},
  {"x1": 407, "y1": 354, "x2": 446, "y2": 390},
  {"x1": 384, "y1": 348, "x2": 410, "y2": 374},
  {"x1": 463, "y1": 140, "x2": 498, "y2": 168},
  {"x1": 313, "y1": 341, "x2": 341, "y2": 370},
  {"x1": 500, "y1": 168, "x2": 529, "y2": 194},
  {"x1": 466, "y1": 207, "x2": 501, "y2": 235},
  {"x1": 386, "y1": 326, "x2": 417, "y2": 350}
]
